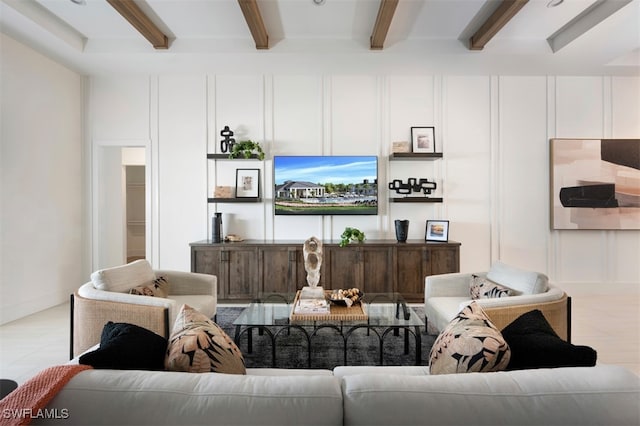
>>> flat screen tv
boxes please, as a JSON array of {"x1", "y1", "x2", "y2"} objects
[{"x1": 274, "y1": 155, "x2": 378, "y2": 215}]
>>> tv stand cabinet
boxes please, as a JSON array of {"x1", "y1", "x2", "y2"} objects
[{"x1": 190, "y1": 239, "x2": 460, "y2": 303}]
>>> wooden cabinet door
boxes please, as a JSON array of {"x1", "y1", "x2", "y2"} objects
[
  {"x1": 258, "y1": 246, "x2": 299, "y2": 294},
  {"x1": 396, "y1": 245, "x2": 429, "y2": 302},
  {"x1": 360, "y1": 246, "x2": 394, "y2": 293},
  {"x1": 191, "y1": 246, "x2": 224, "y2": 298},
  {"x1": 324, "y1": 246, "x2": 359, "y2": 290},
  {"x1": 430, "y1": 247, "x2": 460, "y2": 276},
  {"x1": 223, "y1": 247, "x2": 258, "y2": 300}
]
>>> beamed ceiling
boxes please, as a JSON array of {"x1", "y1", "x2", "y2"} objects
[{"x1": 0, "y1": 0, "x2": 638, "y2": 75}]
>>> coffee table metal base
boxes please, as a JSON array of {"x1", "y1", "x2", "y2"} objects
[{"x1": 234, "y1": 323, "x2": 422, "y2": 368}]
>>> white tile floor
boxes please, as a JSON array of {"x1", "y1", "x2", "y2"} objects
[{"x1": 1, "y1": 285, "x2": 638, "y2": 385}]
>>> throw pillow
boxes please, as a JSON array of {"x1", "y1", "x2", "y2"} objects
[
  {"x1": 165, "y1": 304, "x2": 246, "y2": 375},
  {"x1": 501, "y1": 309, "x2": 597, "y2": 370},
  {"x1": 429, "y1": 301, "x2": 510, "y2": 375},
  {"x1": 470, "y1": 274, "x2": 513, "y2": 299},
  {"x1": 486, "y1": 261, "x2": 548, "y2": 295},
  {"x1": 90, "y1": 259, "x2": 156, "y2": 293},
  {"x1": 79, "y1": 322, "x2": 168, "y2": 370},
  {"x1": 129, "y1": 275, "x2": 169, "y2": 298}
]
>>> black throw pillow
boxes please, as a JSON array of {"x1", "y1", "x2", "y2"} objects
[
  {"x1": 79, "y1": 322, "x2": 168, "y2": 370},
  {"x1": 501, "y1": 309, "x2": 597, "y2": 370}
]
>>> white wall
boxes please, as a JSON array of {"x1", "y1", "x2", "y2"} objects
[
  {"x1": 88, "y1": 73, "x2": 639, "y2": 288},
  {"x1": 0, "y1": 34, "x2": 83, "y2": 324}
]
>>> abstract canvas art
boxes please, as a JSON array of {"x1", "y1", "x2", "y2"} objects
[{"x1": 550, "y1": 139, "x2": 640, "y2": 230}]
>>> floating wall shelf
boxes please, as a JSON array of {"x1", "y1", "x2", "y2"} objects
[
  {"x1": 208, "y1": 198, "x2": 262, "y2": 203},
  {"x1": 389, "y1": 197, "x2": 443, "y2": 203},
  {"x1": 389, "y1": 153, "x2": 443, "y2": 160},
  {"x1": 207, "y1": 154, "x2": 261, "y2": 160}
]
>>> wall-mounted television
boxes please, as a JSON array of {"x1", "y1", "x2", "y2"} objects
[{"x1": 274, "y1": 155, "x2": 378, "y2": 215}]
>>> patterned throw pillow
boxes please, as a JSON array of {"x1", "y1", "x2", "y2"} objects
[
  {"x1": 429, "y1": 301, "x2": 511, "y2": 375},
  {"x1": 129, "y1": 276, "x2": 169, "y2": 298},
  {"x1": 165, "y1": 304, "x2": 246, "y2": 375},
  {"x1": 470, "y1": 274, "x2": 512, "y2": 299}
]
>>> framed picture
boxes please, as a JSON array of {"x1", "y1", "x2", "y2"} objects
[
  {"x1": 411, "y1": 127, "x2": 436, "y2": 153},
  {"x1": 235, "y1": 169, "x2": 260, "y2": 198},
  {"x1": 425, "y1": 220, "x2": 449, "y2": 242},
  {"x1": 550, "y1": 138, "x2": 640, "y2": 230}
]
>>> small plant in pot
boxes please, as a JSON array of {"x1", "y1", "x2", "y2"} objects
[
  {"x1": 229, "y1": 140, "x2": 265, "y2": 160},
  {"x1": 339, "y1": 227, "x2": 366, "y2": 248}
]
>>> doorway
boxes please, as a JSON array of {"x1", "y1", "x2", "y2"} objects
[
  {"x1": 94, "y1": 145, "x2": 149, "y2": 270},
  {"x1": 125, "y1": 165, "x2": 145, "y2": 263}
]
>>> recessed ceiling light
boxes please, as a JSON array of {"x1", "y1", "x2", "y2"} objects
[
  {"x1": 547, "y1": 0, "x2": 564, "y2": 7},
  {"x1": 313, "y1": 0, "x2": 326, "y2": 5},
  {"x1": 70, "y1": 0, "x2": 86, "y2": 5}
]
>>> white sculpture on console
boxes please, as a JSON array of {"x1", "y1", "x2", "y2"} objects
[{"x1": 303, "y1": 236, "x2": 323, "y2": 288}]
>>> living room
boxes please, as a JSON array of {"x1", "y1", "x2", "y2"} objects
[{"x1": 1, "y1": 0, "x2": 639, "y2": 392}]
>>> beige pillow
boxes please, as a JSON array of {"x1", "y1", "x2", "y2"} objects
[
  {"x1": 130, "y1": 276, "x2": 169, "y2": 298},
  {"x1": 470, "y1": 274, "x2": 512, "y2": 299},
  {"x1": 429, "y1": 301, "x2": 510, "y2": 375},
  {"x1": 91, "y1": 259, "x2": 155, "y2": 293},
  {"x1": 165, "y1": 304, "x2": 246, "y2": 375}
]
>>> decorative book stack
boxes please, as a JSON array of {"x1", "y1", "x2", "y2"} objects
[{"x1": 293, "y1": 286, "x2": 329, "y2": 315}]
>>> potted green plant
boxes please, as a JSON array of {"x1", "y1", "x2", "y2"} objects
[
  {"x1": 229, "y1": 140, "x2": 265, "y2": 160},
  {"x1": 339, "y1": 227, "x2": 366, "y2": 247}
]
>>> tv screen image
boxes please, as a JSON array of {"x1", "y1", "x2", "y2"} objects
[{"x1": 274, "y1": 155, "x2": 378, "y2": 215}]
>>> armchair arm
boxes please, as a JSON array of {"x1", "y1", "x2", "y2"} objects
[
  {"x1": 78, "y1": 282, "x2": 176, "y2": 310},
  {"x1": 70, "y1": 292, "x2": 169, "y2": 359},
  {"x1": 425, "y1": 272, "x2": 484, "y2": 298},
  {"x1": 156, "y1": 270, "x2": 216, "y2": 296}
]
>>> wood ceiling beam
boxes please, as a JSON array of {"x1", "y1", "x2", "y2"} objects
[
  {"x1": 469, "y1": 0, "x2": 529, "y2": 50},
  {"x1": 107, "y1": 0, "x2": 168, "y2": 49},
  {"x1": 370, "y1": 0, "x2": 399, "y2": 50},
  {"x1": 238, "y1": 0, "x2": 269, "y2": 50}
]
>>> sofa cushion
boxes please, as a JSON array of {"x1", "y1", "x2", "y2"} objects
[
  {"x1": 501, "y1": 309, "x2": 597, "y2": 370},
  {"x1": 429, "y1": 301, "x2": 510, "y2": 375},
  {"x1": 90, "y1": 259, "x2": 156, "y2": 293},
  {"x1": 165, "y1": 304, "x2": 246, "y2": 375},
  {"x1": 129, "y1": 275, "x2": 169, "y2": 298},
  {"x1": 486, "y1": 261, "x2": 548, "y2": 295},
  {"x1": 470, "y1": 274, "x2": 513, "y2": 299},
  {"x1": 79, "y1": 322, "x2": 167, "y2": 370}
]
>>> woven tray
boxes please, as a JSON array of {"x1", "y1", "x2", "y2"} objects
[{"x1": 290, "y1": 290, "x2": 368, "y2": 322}]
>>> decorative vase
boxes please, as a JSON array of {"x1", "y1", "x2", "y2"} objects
[
  {"x1": 212, "y1": 213, "x2": 223, "y2": 243},
  {"x1": 395, "y1": 220, "x2": 409, "y2": 243}
]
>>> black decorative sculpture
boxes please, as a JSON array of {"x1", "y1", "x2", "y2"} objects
[
  {"x1": 220, "y1": 126, "x2": 235, "y2": 153},
  {"x1": 388, "y1": 178, "x2": 437, "y2": 195}
]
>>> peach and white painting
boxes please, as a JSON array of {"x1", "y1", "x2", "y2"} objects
[{"x1": 550, "y1": 138, "x2": 640, "y2": 230}]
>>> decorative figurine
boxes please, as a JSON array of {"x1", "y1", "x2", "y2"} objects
[
  {"x1": 220, "y1": 126, "x2": 235, "y2": 153},
  {"x1": 303, "y1": 236, "x2": 323, "y2": 287},
  {"x1": 388, "y1": 178, "x2": 437, "y2": 195}
]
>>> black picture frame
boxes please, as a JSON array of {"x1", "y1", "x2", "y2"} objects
[
  {"x1": 235, "y1": 168, "x2": 260, "y2": 198},
  {"x1": 425, "y1": 220, "x2": 449, "y2": 242},
  {"x1": 411, "y1": 126, "x2": 436, "y2": 153}
]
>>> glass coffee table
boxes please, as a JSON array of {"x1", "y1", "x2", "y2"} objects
[{"x1": 233, "y1": 292, "x2": 424, "y2": 367}]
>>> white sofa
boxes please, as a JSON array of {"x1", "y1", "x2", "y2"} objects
[
  {"x1": 72, "y1": 260, "x2": 217, "y2": 357},
  {"x1": 37, "y1": 364, "x2": 640, "y2": 425},
  {"x1": 425, "y1": 261, "x2": 570, "y2": 340}
]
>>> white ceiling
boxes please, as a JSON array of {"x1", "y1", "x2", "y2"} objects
[{"x1": 1, "y1": 0, "x2": 639, "y2": 75}]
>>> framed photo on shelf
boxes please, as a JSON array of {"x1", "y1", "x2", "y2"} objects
[
  {"x1": 411, "y1": 127, "x2": 436, "y2": 153},
  {"x1": 425, "y1": 220, "x2": 449, "y2": 242},
  {"x1": 235, "y1": 169, "x2": 260, "y2": 198}
]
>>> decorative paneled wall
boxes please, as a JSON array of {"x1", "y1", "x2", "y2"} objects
[{"x1": 88, "y1": 74, "x2": 640, "y2": 286}]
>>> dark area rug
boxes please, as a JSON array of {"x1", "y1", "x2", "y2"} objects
[{"x1": 216, "y1": 306, "x2": 437, "y2": 369}]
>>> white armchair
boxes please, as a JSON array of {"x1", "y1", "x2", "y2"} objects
[
  {"x1": 425, "y1": 262, "x2": 570, "y2": 341},
  {"x1": 71, "y1": 260, "x2": 217, "y2": 358}
]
